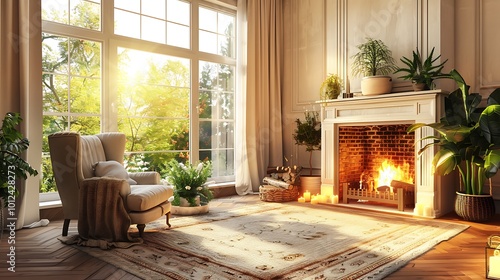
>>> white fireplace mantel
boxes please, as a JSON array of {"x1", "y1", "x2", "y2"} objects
[{"x1": 319, "y1": 90, "x2": 456, "y2": 218}]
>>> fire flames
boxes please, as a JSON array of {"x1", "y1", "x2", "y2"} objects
[{"x1": 375, "y1": 160, "x2": 413, "y2": 189}]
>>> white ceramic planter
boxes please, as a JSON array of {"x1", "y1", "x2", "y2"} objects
[
  {"x1": 171, "y1": 205, "x2": 209, "y2": 215},
  {"x1": 361, "y1": 76, "x2": 392, "y2": 96}
]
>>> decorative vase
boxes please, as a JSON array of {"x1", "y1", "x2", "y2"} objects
[{"x1": 454, "y1": 192, "x2": 496, "y2": 222}]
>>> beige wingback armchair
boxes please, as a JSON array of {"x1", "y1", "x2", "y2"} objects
[{"x1": 48, "y1": 132, "x2": 173, "y2": 237}]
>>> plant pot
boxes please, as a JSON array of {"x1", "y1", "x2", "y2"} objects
[
  {"x1": 454, "y1": 192, "x2": 496, "y2": 222},
  {"x1": 412, "y1": 82, "x2": 427, "y2": 91},
  {"x1": 300, "y1": 175, "x2": 321, "y2": 196},
  {"x1": 171, "y1": 204, "x2": 209, "y2": 215},
  {"x1": 179, "y1": 196, "x2": 201, "y2": 207},
  {"x1": 361, "y1": 76, "x2": 392, "y2": 96}
]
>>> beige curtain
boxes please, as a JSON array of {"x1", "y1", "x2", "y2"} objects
[
  {"x1": 235, "y1": 0, "x2": 284, "y2": 194},
  {"x1": 0, "y1": 0, "x2": 43, "y2": 229}
]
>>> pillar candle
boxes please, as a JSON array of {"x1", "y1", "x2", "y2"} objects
[
  {"x1": 489, "y1": 256, "x2": 500, "y2": 278},
  {"x1": 298, "y1": 196, "x2": 305, "y2": 203},
  {"x1": 332, "y1": 195, "x2": 339, "y2": 204},
  {"x1": 303, "y1": 191, "x2": 311, "y2": 202},
  {"x1": 424, "y1": 206, "x2": 433, "y2": 217},
  {"x1": 310, "y1": 195, "x2": 319, "y2": 204},
  {"x1": 414, "y1": 203, "x2": 424, "y2": 216}
]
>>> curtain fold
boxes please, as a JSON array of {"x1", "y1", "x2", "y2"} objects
[
  {"x1": 0, "y1": 0, "x2": 42, "y2": 229},
  {"x1": 235, "y1": 0, "x2": 284, "y2": 194}
]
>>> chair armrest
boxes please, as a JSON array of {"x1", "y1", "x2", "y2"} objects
[{"x1": 128, "y1": 171, "x2": 161, "y2": 185}]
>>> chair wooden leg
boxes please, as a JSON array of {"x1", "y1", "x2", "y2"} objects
[
  {"x1": 166, "y1": 212, "x2": 171, "y2": 228},
  {"x1": 137, "y1": 224, "x2": 145, "y2": 237},
  {"x1": 62, "y1": 219, "x2": 70, "y2": 236}
]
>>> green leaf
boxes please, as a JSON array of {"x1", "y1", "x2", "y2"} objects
[
  {"x1": 432, "y1": 148, "x2": 458, "y2": 175},
  {"x1": 485, "y1": 149, "x2": 500, "y2": 178},
  {"x1": 478, "y1": 105, "x2": 500, "y2": 145}
]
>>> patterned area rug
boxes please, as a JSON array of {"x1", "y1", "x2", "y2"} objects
[{"x1": 73, "y1": 202, "x2": 468, "y2": 280}]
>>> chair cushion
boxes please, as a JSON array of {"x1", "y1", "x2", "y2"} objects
[
  {"x1": 94, "y1": 160, "x2": 137, "y2": 185},
  {"x1": 127, "y1": 185, "x2": 173, "y2": 212}
]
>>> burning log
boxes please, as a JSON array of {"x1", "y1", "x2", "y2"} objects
[{"x1": 390, "y1": 180, "x2": 415, "y2": 192}]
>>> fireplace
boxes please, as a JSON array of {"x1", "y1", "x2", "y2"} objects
[{"x1": 319, "y1": 90, "x2": 456, "y2": 218}]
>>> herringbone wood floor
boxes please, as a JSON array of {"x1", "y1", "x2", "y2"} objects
[{"x1": 0, "y1": 194, "x2": 499, "y2": 279}]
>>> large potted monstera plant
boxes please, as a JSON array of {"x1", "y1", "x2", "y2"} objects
[{"x1": 408, "y1": 69, "x2": 500, "y2": 222}]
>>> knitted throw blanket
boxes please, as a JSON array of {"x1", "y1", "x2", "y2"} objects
[{"x1": 60, "y1": 177, "x2": 142, "y2": 249}]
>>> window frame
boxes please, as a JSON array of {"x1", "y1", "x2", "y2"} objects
[{"x1": 40, "y1": 0, "x2": 237, "y2": 203}]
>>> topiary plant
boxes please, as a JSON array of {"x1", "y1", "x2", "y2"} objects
[{"x1": 293, "y1": 111, "x2": 321, "y2": 175}]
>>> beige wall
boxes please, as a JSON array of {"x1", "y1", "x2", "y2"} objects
[{"x1": 282, "y1": 0, "x2": 500, "y2": 205}]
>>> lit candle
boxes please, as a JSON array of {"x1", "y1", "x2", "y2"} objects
[
  {"x1": 310, "y1": 197, "x2": 319, "y2": 204},
  {"x1": 414, "y1": 203, "x2": 424, "y2": 216},
  {"x1": 319, "y1": 195, "x2": 328, "y2": 203},
  {"x1": 303, "y1": 191, "x2": 311, "y2": 202},
  {"x1": 489, "y1": 255, "x2": 500, "y2": 278},
  {"x1": 298, "y1": 196, "x2": 305, "y2": 203},
  {"x1": 332, "y1": 195, "x2": 339, "y2": 204},
  {"x1": 424, "y1": 206, "x2": 433, "y2": 217}
]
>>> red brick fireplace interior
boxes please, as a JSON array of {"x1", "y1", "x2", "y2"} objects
[{"x1": 338, "y1": 124, "x2": 415, "y2": 206}]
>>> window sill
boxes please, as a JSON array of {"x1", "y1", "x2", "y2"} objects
[{"x1": 39, "y1": 200, "x2": 62, "y2": 209}]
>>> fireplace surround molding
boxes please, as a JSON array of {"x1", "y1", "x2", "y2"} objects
[{"x1": 319, "y1": 90, "x2": 456, "y2": 218}]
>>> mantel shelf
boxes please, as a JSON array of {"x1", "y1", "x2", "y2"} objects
[{"x1": 316, "y1": 89, "x2": 446, "y2": 105}]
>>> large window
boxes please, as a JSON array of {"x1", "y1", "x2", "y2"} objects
[{"x1": 41, "y1": 0, "x2": 236, "y2": 195}]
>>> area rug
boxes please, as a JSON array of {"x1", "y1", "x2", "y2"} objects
[{"x1": 73, "y1": 202, "x2": 468, "y2": 280}]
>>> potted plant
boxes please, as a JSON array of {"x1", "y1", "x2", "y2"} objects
[
  {"x1": 293, "y1": 111, "x2": 321, "y2": 194},
  {"x1": 408, "y1": 69, "x2": 500, "y2": 222},
  {"x1": 351, "y1": 37, "x2": 398, "y2": 96},
  {"x1": 320, "y1": 73, "x2": 343, "y2": 100},
  {"x1": 394, "y1": 47, "x2": 448, "y2": 91},
  {"x1": 163, "y1": 159, "x2": 214, "y2": 214},
  {"x1": 1, "y1": 112, "x2": 38, "y2": 205}
]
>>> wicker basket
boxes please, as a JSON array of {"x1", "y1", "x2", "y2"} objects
[
  {"x1": 454, "y1": 192, "x2": 496, "y2": 222},
  {"x1": 259, "y1": 185, "x2": 299, "y2": 202}
]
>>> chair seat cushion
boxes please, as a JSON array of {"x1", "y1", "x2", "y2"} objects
[
  {"x1": 94, "y1": 160, "x2": 137, "y2": 185},
  {"x1": 127, "y1": 185, "x2": 173, "y2": 212}
]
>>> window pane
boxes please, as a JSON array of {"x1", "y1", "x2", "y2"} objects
[
  {"x1": 142, "y1": 16, "x2": 166, "y2": 44},
  {"x1": 199, "y1": 30, "x2": 217, "y2": 54},
  {"x1": 115, "y1": 9, "x2": 141, "y2": 38},
  {"x1": 43, "y1": 115, "x2": 69, "y2": 136},
  {"x1": 199, "y1": 7, "x2": 217, "y2": 32},
  {"x1": 43, "y1": 74, "x2": 68, "y2": 113},
  {"x1": 117, "y1": 48, "x2": 191, "y2": 157},
  {"x1": 70, "y1": 116, "x2": 101, "y2": 134},
  {"x1": 199, "y1": 7, "x2": 235, "y2": 58},
  {"x1": 219, "y1": 12, "x2": 235, "y2": 37},
  {"x1": 42, "y1": 0, "x2": 101, "y2": 30},
  {"x1": 42, "y1": 0, "x2": 69, "y2": 25},
  {"x1": 114, "y1": 0, "x2": 140, "y2": 12},
  {"x1": 167, "y1": 0, "x2": 190, "y2": 25},
  {"x1": 69, "y1": 38, "x2": 101, "y2": 77},
  {"x1": 142, "y1": 0, "x2": 166, "y2": 19},
  {"x1": 70, "y1": 0, "x2": 101, "y2": 30},
  {"x1": 42, "y1": 34, "x2": 69, "y2": 74},
  {"x1": 167, "y1": 22, "x2": 190, "y2": 48},
  {"x1": 69, "y1": 77, "x2": 100, "y2": 114}
]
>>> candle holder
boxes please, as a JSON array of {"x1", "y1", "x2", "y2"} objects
[{"x1": 486, "y1": 235, "x2": 500, "y2": 279}]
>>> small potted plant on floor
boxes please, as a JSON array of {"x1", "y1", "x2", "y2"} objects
[
  {"x1": 293, "y1": 110, "x2": 322, "y2": 194},
  {"x1": 351, "y1": 37, "x2": 398, "y2": 96},
  {"x1": 408, "y1": 69, "x2": 500, "y2": 222},
  {"x1": 163, "y1": 159, "x2": 214, "y2": 215},
  {"x1": 394, "y1": 47, "x2": 448, "y2": 91}
]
